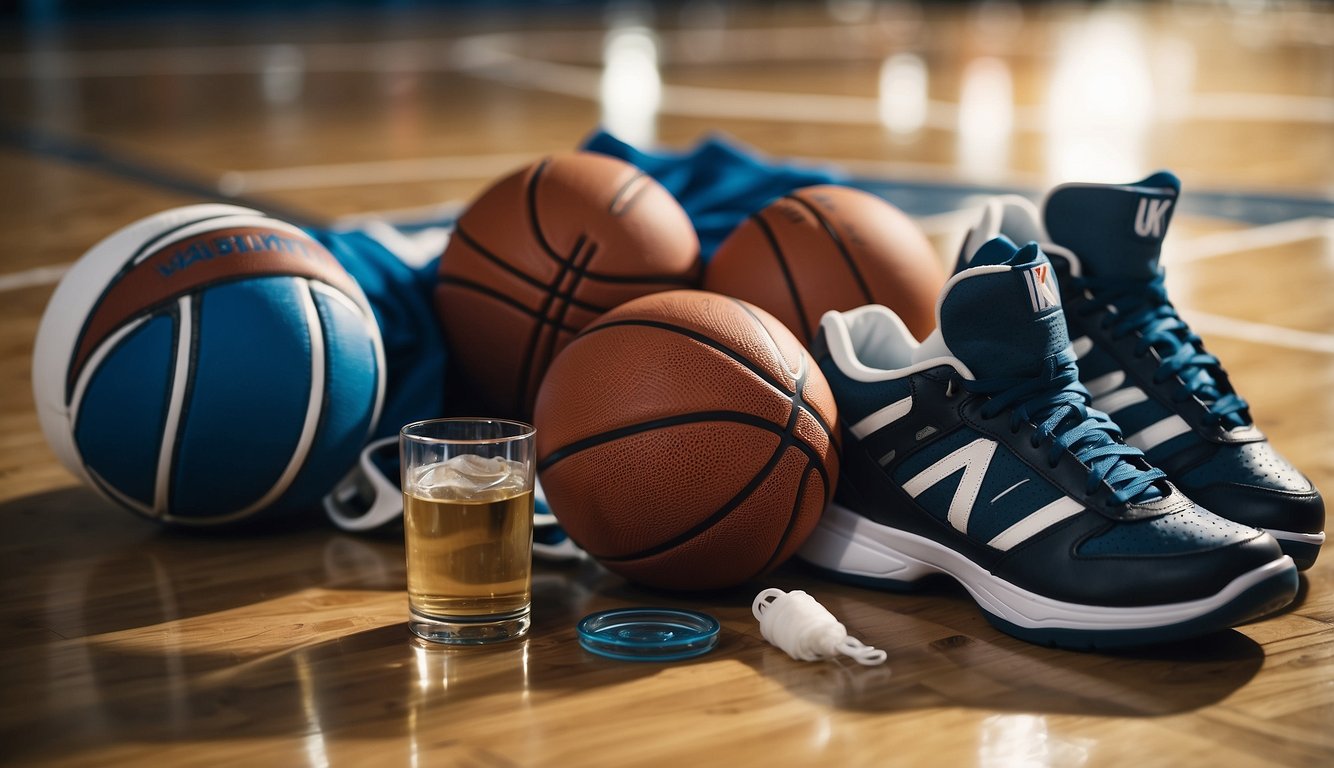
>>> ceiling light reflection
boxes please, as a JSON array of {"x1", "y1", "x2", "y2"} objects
[
  {"x1": 958, "y1": 57, "x2": 1014, "y2": 182},
  {"x1": 879, "y1": 53, "x2": 929, "y2": 137},
  {"x1": 601, "y1": 25, "x2": 662, "y2": 146},
  {"x1": 1044, "y1": 13, "x2": 1154, "y2": 183}
]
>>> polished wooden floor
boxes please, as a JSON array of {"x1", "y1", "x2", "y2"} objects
[{"x1": 2, "y1": 2, "x2": 1332, "y2": 766}]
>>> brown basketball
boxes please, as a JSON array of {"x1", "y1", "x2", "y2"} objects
[
  {"x1": 704, "y1": 184, "x2": 945, "y2": 343},
  {"x1": 436, "y1": 152, "x2": 700, "y2": 417},
  {"x1": 534, "y1": 290, "x2": 839, "y2": 591}
]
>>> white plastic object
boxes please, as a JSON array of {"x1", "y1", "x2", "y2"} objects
[{"x1": 752, "y1": 588, "x2": 887, "y2": 666}]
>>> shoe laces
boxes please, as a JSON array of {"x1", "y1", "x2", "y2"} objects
[
  {"x1": 1072, "y1": 269, "x2": 1249, "y2": 429},
  {"x1": 960, "y1": 349, "x2": 1166, "y2": 505}
]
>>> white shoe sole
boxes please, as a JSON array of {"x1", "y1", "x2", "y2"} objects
[{"x1": 798, "y1": 503, "x2": 1297, "y2": 647}]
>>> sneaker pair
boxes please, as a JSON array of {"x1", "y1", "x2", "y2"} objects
[{"x1": 798, "y1": 174, "x2": 1321, "y2": 649}]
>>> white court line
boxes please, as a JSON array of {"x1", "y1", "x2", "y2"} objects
[
  {"x1": 1169, "y1": 217, "x2": 1334, "y2": 265},
  {"x1": 1182, "y1": 310, "x2": 1334, "y2": 356},
  {"x1": 332, "y1": 199, "x2": 466, "y2": 229},
  {"x1": 219, "y1": 153, "x2": 540, "y2": 195},
  {"x1": 1188, "y1": 93, "x2": 1334, "y2": 125},
  {"x1": 221, "y1": 153, "x2": 994, "y2": 195},
  {"x1": 5, "y1": 30, "x2": 1330, "y2": 128},
  {"x1": 0, "y1": 264, "x2": 67, "y2": 293}
]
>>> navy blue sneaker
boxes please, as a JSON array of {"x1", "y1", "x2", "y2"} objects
[
  {"x1": 798, "y1": 237, "x2": 1297, "y2": 650},
  {"x1": 958, "y1": 173, "x2": 1325, "y2": 569}
]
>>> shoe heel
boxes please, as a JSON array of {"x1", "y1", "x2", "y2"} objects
[{"x1": 798, "y1": 503, "x2": 939, "y2": 591}]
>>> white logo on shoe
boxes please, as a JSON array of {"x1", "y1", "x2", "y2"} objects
[
  {"x1": 1023, "y1": 264, "x2": 1060, "y2": 312},
  {"x1": 1134, "y1": 197, "x2": 1173, "y2": 238},
  {"x1": 899, "y1": 436, "x2": 1083, "y2": 551}
]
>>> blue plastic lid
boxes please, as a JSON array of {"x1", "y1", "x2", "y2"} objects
[{"x1": 577, "y1": 608, "x2": 720, "y2": 662}]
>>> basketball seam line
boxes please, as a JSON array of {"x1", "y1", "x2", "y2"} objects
[
  {"x1": 727, "y1": 297, "x2": 841, "y2": 459},
  {"x1": 65, "y1": 211, "x2": 241, "y2": 403},
  {"x1": 532, "y1": 241, "x2": 599, "y2": 409},
  {"x1": 437, "y1": 276, "x2": 583, "y2": 333},
  {"x1": 448, "y1": 225, "x2": 611, "y2": 314},
  {"x1": 163, "y1": 291, "x2": 202, "y2": 515},
  {"x1": 68, "y1": 271, "x2": 352, "y2": 405},
  {"x1": 154, "y1": 301, "x2": 181, "y2": 512},
  {"x1": 575, "y1": 317, "x2": 839, "y2": 447},
  {"x1": 752, "y1": 212, "x2": 815, "y2": 342},
  {"x1": 579, "y1": 318, "x2": 795, "y2": 395},
  {"x1": 522, "y1": 157, "x2": 695, "y2": 286},
  {"x1": 515, "y1": 233, "x2": 588, "y2": 413},
  {"x1": 750, "y1": 359, "x2": 818, "y2": 573},
  {"x1": 783, "y1": 193, "x2": 875, "y2": 306},
  {"x1": 537, "y1": 409, "x2": 830, "y2": 476},
  {"x1": 607, "y1": 170, "x2": 648, "y2": 216},
  {"x1": 595, "y1": 358, "x2": 824, "y2": 564},
  {"x1": 71, "y1": 310, "x2": 169, "y2": 514},
  {"x1": 760, "y1": 460, "x2": 817, "y2": 575}
]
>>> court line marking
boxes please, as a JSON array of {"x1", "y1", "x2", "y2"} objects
[
  {"x1": 469, "y1": 45, "x2": 1334, "y2": 129},
  {"x1": 219, "y1": 153, "x2": 541, "y2": 195},
  {"x1": 0, "y1": 124, "x2": 321, "y2": 226},
  {"x1": 1169, "y1": 217, "x2": 1334, "y2": 265},
  {"x1": 217, "y1": 151, "x2": 982, "y2": 193},
  {"x1": 5, "y1": 214, "x2": 1330, "y2": 360},
  {"x1": 0, "y1": 264, "x2": 68, "y2": 293},
  {"x1": 1182, "y1": 311, "x2": 1334, "y2": 356},
  {"x1": 4, "y1": 30, "x2": 1331, "y2": 128}
]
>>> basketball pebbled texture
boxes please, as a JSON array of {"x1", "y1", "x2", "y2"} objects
[
  {"x1": 534, "y1": 290, "x2": 840, "y2": 591},
  {"x1": 436, "y1": 152, "x2": 700, "y2": 418},
  {"x1": 32, "y1": 204, "x2": 385, "y2": 525},
  {"x1": 704, "y1": 184, "x2": 945, "y2": 343}
]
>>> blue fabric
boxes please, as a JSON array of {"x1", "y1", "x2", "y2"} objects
[
  {"x1": 75, "y1": 313, "x2": 175, "y2": 508},
  {"x1": 581, "y1": 129, "x2": 846, "y2": 260},
  {"x1": 172, "y1": 278, "x2": 312, "y2": 516},
  {"x1": 310, "y1": 229, "x2": 446, "y2": 438}
]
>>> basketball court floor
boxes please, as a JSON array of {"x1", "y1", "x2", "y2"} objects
[{"x1": 1, "y1": 1, "x2": 1332, "y2": 765}]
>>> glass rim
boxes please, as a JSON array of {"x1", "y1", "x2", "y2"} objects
[{"x1": 399, "y1": 417, "x2": 536, "y2": 445}]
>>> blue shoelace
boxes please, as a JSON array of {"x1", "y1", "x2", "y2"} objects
[
  {"x1": 961, "y1": 349, "x2": 1166, "y2": 506},
  {"x1": 1072, "y1": 269, "x2": 1250, "y2": 429}
]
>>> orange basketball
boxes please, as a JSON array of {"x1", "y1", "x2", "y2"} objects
[
  {"x1": 704, "y1": 184, "x2": 945, "y2": 343},
  {"x1": 534, "y1": 290, "x2": 840, "y2": 591},
  {"x1": 436, "y1": 152, "x2": 700, "y2": 417}
]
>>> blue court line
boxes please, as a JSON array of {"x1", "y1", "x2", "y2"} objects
[{"x1": 0, "y1": 123, "x2": 325, "y2": 227}]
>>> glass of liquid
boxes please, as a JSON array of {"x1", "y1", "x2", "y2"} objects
[{"x1": 400, "y1": 418, "x2": 535, "y2": 645}]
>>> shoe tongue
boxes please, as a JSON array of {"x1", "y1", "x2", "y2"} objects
[
  {"x1": 940, "y1": 237, "x2": 1071, "y2": 380},
  {"x1": 1043, "y1": 171, "x2": 1180, "y2": 280}
]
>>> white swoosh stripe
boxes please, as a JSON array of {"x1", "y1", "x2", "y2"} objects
[
  {"x1": 1084, "y1": 370, "x2": 1125, "y2": 397},
  {"x1": 1125, "y1": 416, "x2": 1192, "y2": 452},
  {"x1": 850, "y1": 395, "x2": 913, "y2": 439},
  {"x1": 1092, "y1": 386, "x2": 1148, "y2": 415},
  {"x1": 988, "y1": 497, "x2": 1083, "y2": 552}
]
